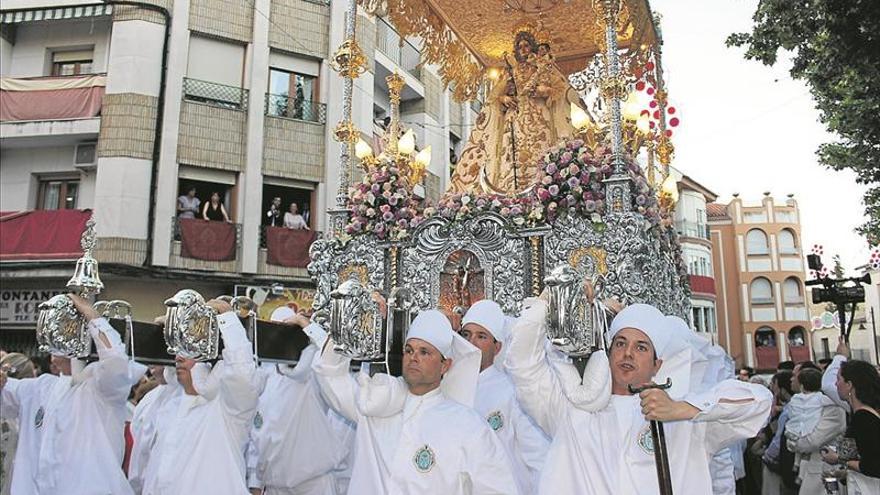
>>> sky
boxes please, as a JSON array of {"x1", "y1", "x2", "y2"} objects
[{"x1": 650, "y1": 0, "x2": 871, "y2": 275}]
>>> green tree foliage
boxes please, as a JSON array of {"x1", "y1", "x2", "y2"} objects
[{"x1": 727, "y1": 0, "x2": 880, "y2": 244}]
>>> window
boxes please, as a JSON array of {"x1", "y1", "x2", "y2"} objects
[
  {"x1": 755, "y1": 327, "x2": 776, "y2": 347},
  {"x1": 51, "y1": 49, "x2": 94, "y2": 76},
  {"x1": 184, "y1": 36, "x2": 246, "y2": 108},
  {"x1": 37, "y1": 178, "x2": 79, "y2": 210},
  {"x1": 746, "y1": 229, "x2": 769, "y2": 255},
  {"x1": 267, "y1": 68, "x2": 318, "y2": 120},
  {"x1": 750, "y1": 277, "x2": 773, "y2": 304},
  {"x1": 778, "y1": 229, "x2": 798, "y2": 254},
  {"x1": 783, "y1": 277, "x2": 803, "y2": 304},
  {"x1": 788, "y1": 327, "x2": 806, "y2": 347}
]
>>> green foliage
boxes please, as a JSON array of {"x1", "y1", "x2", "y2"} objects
[{"x1": 727, "y1": 0, "x2": 880, "y2": 244}]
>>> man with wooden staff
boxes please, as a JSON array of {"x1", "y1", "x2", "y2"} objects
[{"x1": 506, "y1": 297, "x2": 772, "y2": 494}]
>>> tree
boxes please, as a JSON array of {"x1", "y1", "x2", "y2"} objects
[{"x1": 727, "y1": 0, "x2": 880, "y2": 244}]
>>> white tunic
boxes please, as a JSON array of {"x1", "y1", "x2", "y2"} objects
[
  {"x1": 473, "y1": 366, "x2": 549, "y2": 494},
  {"x1": 313, "y1": 347, "x2": 520, "y2": 495},
  {"x1": 246, "y1": 346, "x2": 354, "y2": 494},
  {"x1": 141, "y1": 312, "x2": 259, "y2": 495},
  {"x1": 128, "y1": 372, "x2": 181, "y2": 494},
  {"x1": 507, "y1": 299, "x2": 772, "y2": 495},
  {"x1": 0, "y1": 318, "x2": 134, "y2": 495}
]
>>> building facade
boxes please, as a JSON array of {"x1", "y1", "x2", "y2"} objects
[
  {"x1": 708, "y1": 193, "x2": 811, "y2": 370},
  {"x1": 0, "y1": 0, "x2": 479, "y2": 343},
  {"x1": 669, "y1": 170, "x2": 719, "y2": 343}
]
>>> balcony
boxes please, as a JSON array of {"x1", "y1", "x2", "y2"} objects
[
  {"x1": 0, "y1": 209, "x2": 92, "y2": 261},
  {"x1": 170, "y1": 217, "x2": 242, "y2": 272},
  {"x1": 265, "y1": 93, "x2": 326, "y2": 124},
  {"x1": 182, "y1": 78, "x2": 248, "y2": 111},
  {"x1": 376, "y1": 17, "x2": 421, "y2": 80},
  {"x1": 675, "y1": 220, "x2": 710, "y2": 240},
  {"x1": 0, "y1": 74, "x2": 104, "y2": 145},
  {"x1": 689, "y1": 275, "x2": 716, "y2": 296}
]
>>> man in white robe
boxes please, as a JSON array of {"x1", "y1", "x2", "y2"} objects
[
  {"x1": 141, "y1": 298, "x2": 259, "y2": 495},
  {"x1": 246, "y1": 311, "x2": 354, "y2": 495},
  {"x1": 506, "y1": 298, "x2": 772, "y2": 495},
  {"x1": 128, "y1": 365, "x2": 181, "y2": 494},
  {"x1": 459, "y1": 300, "x2": 549, "y2": 494},
  {"x1": 0, "y1": 294, "x2": 136, "y2": 495},
  {"x1": 313, "y1": 309, "x2": 520, "y2": 495}
]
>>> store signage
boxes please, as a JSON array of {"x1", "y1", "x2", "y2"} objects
[{"x1": 0, "y1": 289, "x2": 64, "y2": 325}]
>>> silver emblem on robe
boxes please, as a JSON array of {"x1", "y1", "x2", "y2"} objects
[
  {"x1": 487, "y1": 410, "x2": 504, "y2": 431},
  {"x1": 34, "y1": 406, "x2": 45, "y2": 429},
  {"x1": 413, "y1": 444, "x2": 435, "y2": 473},
  {"x1": 637, "y1": 424, "x2": 654, "y2": 455}
]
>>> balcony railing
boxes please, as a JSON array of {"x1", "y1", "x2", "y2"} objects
[
  {"x1": 172, "y1": 216, "x2": 241, "y2": 248},
  {"x1": 183, "y1": 77, "x2": 248, "y2": 110},
  {"x1": 675, "y1": 221, "x2": 710, "y2": 240},
  {"x1": 376, "y1": 17, "x2": 421, "y2": 79},
  {"x1": 265, "y1": 93, "x2": 327, "y2": 124}
]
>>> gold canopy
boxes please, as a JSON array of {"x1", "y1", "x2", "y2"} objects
[{"x1": 370, "y1": 0, "x2": 659, "y2": 101}]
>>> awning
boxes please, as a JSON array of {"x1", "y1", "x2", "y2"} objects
[{"x1": 0, "y1": 5, "x2": 113, "y2": 24}]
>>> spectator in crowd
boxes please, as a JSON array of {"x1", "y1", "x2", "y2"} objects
[
  {"x1": 738, "y1": 366, "x2": 755, "y2": 381},
  {"x1": 283, "y1": 202, "x2": 309, "y2": 230},
  {"x1": 265, "y1": 197, "x2": 283, "y2": 227},
  {"x1": 821, "y1": 339, "x2": 880, "y2": 494},
  {"x1": 778, "y1": 360, "x2": 795, "y2": 372},
  {"x1": 0, "y1": 353, "x2": 36, "y2": 495},
  {"x1": 762, "y1": 370, "x2": 795, "y2": 495},
  {"x1": 177, "y1": 187, "x2": 201, "y2": 219},
  {"x1": 202, "y1": 192, "x2": 231, "y2": 223},
  {"x1": 786, "y1": 365, "x2": 847, "y2": 495}
]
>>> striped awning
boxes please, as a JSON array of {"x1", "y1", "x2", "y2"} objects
[{"x1": 0, "y1": 4, "x2": 113, "y2": 24}]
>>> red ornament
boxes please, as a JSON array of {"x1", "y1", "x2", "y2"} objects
[
  {"x1": 645, "y1": 61, "x2": 655, "y2": 71},
  {"x1": 647, "y1": 87, "x2": 655, "y2": 96},
  {"x1": 634, "y1": 69, "x2": 644, "y2": 79},
  {"x1": 669, "y1": 117, "x2": 680, "y2": 127},
  {"x1": 667, "y1": 106, "x2": 676, "y2": 115},
  {"x1": 640, "y1": 109, "x2": 650, "y2": 117},
  {"x1": 665, "y1": 130, "x2": 673, "y2": 137},
  {"x1": 649, "y1": 100, "x2": 658, "y2": 109},
  {"x1": 649, "y1": 121, "x2": 656, "y2": 129},
  {"x1": 635, "y1": 81, "x2": 646, "y2": 91},
  {"x1": 653, "y1": 110, "x2": 661, "y2": 120}
]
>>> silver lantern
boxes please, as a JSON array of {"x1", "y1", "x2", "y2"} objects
[
  {"x1": 544, "y1": 263, "x2": 607, "y2": 358},
  {"x1": 328, "y1": 278, "x2": 385, "y2": 361},
  {"x1": 163, "y1": 289, "x2": 220, "y2": 361}
]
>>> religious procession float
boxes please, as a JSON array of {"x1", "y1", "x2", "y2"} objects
[
  {"x1": 33, "y1": 0, "x2": 691, "y2": 372},
  {"x1": 307, "y1": 0, "x2": 691, "y2": 371}
]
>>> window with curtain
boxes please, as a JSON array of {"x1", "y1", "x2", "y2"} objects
[
  {"x1": 783, "y1": 277, "x2": 803, "y2": 303},
  {"x1": 750, "y1": 277, "x2": 773, "y2": 304},
  {"x1": 746, "y1": 229, "x2": 769, "y2": 255},
  {"x1": 38, "y1": 178, "x2": 79, "y2": 210},
  {"x1": 778, "y1": 229, "x2": 797, "y2": 254}
]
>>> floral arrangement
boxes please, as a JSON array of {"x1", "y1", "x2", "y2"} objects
[
  {"x1": 345, "y1": 163, "x2": 426, "y2": 241},
  {"x1": 345, "y1": 137, "x2": 666, "y2": 240}
]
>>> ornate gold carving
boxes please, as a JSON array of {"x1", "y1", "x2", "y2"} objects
[
  {"x1": 369, "y1": 0, "x2": 658, "y2": 102},
  {"x1": 334, "y1": 121, "x2": 360, "y2": 144},
  {"x1": 600, "y1": 74, "x2": 628, "y2": 101},
  {"x1": 567, "y1": 246, "x2": 608, "y2": 275},
  {"x1": 338, "y1": 264, "x2": 370, "y2": 284},
  {"x1": 386, "y1": 72, "x2": 405, "y2": 104},
  {"x1": 656, "y1": 133, "x2": 674, "y2": 167},
  {"x1": 330, "y1": 39, "x2": 368, "y2": 79}
]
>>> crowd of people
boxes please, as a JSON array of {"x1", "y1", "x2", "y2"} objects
[
  {"x1": 734, "y1": 344, "x2": 880, "y2": 495},
  {"x1": 0, "y1": 291, "x2": 876, "y2": 494}
]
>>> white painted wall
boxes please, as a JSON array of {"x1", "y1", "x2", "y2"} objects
[
  {"x1": 6, "y1": 18, "x2": 112, "y2": 77},
  {"x1": 675, "y1": 189, "x2": 707, "y2": 225},
  {"x1": 105, "y1": 20, "x2": 164, "y2": 97},
  {"x1": 0, "y1": 145, "x2": 94, "y2": 210},
  {"x1": 1, "y1": 36, "x2": 13, "y2": 76}
]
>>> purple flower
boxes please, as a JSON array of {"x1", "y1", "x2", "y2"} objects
[
  {"x1": 382, "y1": 211, "x2": 394, "y2": 221},
  {"x1": 561, "y1": 151, "x2": 573, "y2": 164},
  {"x1": 476, "y1": 198, "x2": 487, "y2": 207},
  {"x1": 510, "y1": 205, "x2": 522, "y2": 215},
  {"x1": 548, "y1": 184, "x2": 560, "y2": 196},
  {"x1": 568, "y1": 164, "x2": 581, "y2": 175},
  {"x1": 371, "y1": 183, "x2": 381, "y2": 194},
  {"x1": 541, "y1": 175, "x2": 553, "y2": 185},
  {"x1": 636, "y1": 195, "x2": 647, "y2": 206},
  {"x1": 566, "y1": 195, "x2": 576, "y2": 206},
  {"x1": 500, "y1": 207, "x2": 511, "y2": 216},
  {"x1": 567, "y1": 177, "x2": 580, "y2": 188},
  {"x1": 397, "y1": 219, "x2": 408, "y2": 228},
  {"x1": 584, "y1": 200, "x2": 597, "y2": 212},
  {"x1": 546, "y1": 163, "x2": 558, "y2": 175}
]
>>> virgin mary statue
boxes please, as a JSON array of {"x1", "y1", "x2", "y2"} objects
[{"x1": 449, "y1": 30, "x2": 592, "y2": 195}]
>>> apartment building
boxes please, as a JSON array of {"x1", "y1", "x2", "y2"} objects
[
  {"x1": 0, "y1": 0, "x2": 478, "y2": 342},
  {"x1": 708, "y1": 193, "x2": 811, "y2": 370}
]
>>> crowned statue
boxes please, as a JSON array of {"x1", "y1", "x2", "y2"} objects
[{"x1": 449, "y1": 26, "x2": 594, "y2": 195}]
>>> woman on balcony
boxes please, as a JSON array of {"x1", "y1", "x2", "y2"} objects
[
  {"x1": 202, "y1": 192, "x2": 231, "y2": 223},
  {"x1": 283, "y1": 202, "x2": 309, "y2": 230}
]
